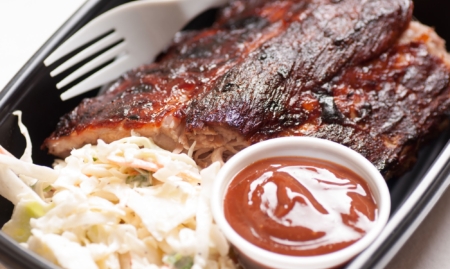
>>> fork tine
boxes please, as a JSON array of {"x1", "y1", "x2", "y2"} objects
[
  {"x1": 60, "y1": 56, "x2": 134, "y2": 101},
  {"x1": 49, "y1": 31, "x2": 123, "y2": 77},
  {"x1": 56, "y1": 42, "x2": 126, "y2": 89},
  {"x1": 44, "y1": 12, "x2": 118, "y2": 66}
]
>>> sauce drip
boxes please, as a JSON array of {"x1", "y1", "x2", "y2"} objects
[{"x1": 224, "y1": 156, "x2": 378, "y2": 256}]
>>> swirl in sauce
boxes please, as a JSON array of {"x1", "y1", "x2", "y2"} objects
[{"x1": 224, "y1": 156, "x2": 378, "y2": 256}]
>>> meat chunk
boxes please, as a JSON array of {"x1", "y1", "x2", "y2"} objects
[
  {"x1": 44, "y1": 0, "x2": 450, "y2": 178},
  {"x1": 187, "y1": 0, "x2": 413, "y2": 137},
  {"x1": 278, "y1": 21, "x2": 450, "y2": 178}
]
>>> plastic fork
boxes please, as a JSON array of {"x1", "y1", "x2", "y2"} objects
[{"x1": 44, "y1": 0, "x2": 227, "y2": 101}]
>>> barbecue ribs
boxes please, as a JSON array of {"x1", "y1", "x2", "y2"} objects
[{"x1": 43, "y1": 0, "x2": 450, "y2": 179}]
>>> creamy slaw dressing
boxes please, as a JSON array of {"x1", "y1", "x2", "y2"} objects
[{"x1": 0, "y1": 111, "x2": 235, "y2": 269}]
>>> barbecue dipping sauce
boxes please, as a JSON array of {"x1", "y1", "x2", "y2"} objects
[{"x1": 224, "y1": 156, "x2": 378, "y2": 256}]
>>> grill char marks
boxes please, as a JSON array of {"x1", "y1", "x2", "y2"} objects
[
  {"x1": 44, "y1": 0, "x2": 450, "y2": 179},
  {"x1": 186, "y1": 0, "x2": 413, "y2": 137},
  {"x1": 44, "y1": 0, "x2": 303, "y2": 157},
  {"x1": 276, "y1": 38, "x2": 450, "y2": 178},
  {"x1": 50, "y1": 0, "x2": 302, "y2": 136}
]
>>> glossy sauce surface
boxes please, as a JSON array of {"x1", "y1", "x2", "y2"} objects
[{"x1": 224, "y1": 156, "x2": 378, "y2": 256}]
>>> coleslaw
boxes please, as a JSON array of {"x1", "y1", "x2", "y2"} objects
[{"x1": 0, "y1": 111, "x2": 236, "y2": 269}]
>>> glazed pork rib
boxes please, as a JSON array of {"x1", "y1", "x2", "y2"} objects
[
  {"x1": 44, "y1": 0, "x2": 450, "y2": 178},
  {"x1": 278, "y1": 22, "x2": 450, "y2": 179}
]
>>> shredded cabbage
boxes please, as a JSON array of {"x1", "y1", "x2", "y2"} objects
[{"x1": 0, "y1": 111, "x2": 236, "y2": 269}]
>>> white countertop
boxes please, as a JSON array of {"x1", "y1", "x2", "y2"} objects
[
  {"x1": 0, "y1": 0, "x2": 87, "y2": 90},
  {"x1": 0, "y1": 1, "x2": 449, "y2": 268}
]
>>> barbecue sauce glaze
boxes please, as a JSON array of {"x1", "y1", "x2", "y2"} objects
[{"x1": 224, "y1": 156, "x2": 378, "y2": 256}]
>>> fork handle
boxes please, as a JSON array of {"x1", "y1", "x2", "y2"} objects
[{"x1": 179, "y1": 0, "x2": 229, "y2": 20}]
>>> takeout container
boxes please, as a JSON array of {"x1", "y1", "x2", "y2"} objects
[
  {"x1": 1, "y1": 0, "x2": 450, "y2": 268},
  {"x1": 211, "y1": 137, "x2": 391, "y2": 269}
]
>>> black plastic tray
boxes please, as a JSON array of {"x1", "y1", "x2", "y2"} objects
[{"x1": 0, "y1": 0, "x2": 449, "y2": 268}]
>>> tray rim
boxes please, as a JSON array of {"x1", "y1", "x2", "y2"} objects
[
  {"x1": 347, "y1": 140, "x2": 450, "y2": 268},
  {"x1": 0, "y1": 1, "x2": 104, "y2": 268}
]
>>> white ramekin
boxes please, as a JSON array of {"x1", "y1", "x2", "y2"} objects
[{"x1": 211, "y1": 137, "x2": 391, "y2": 269}]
